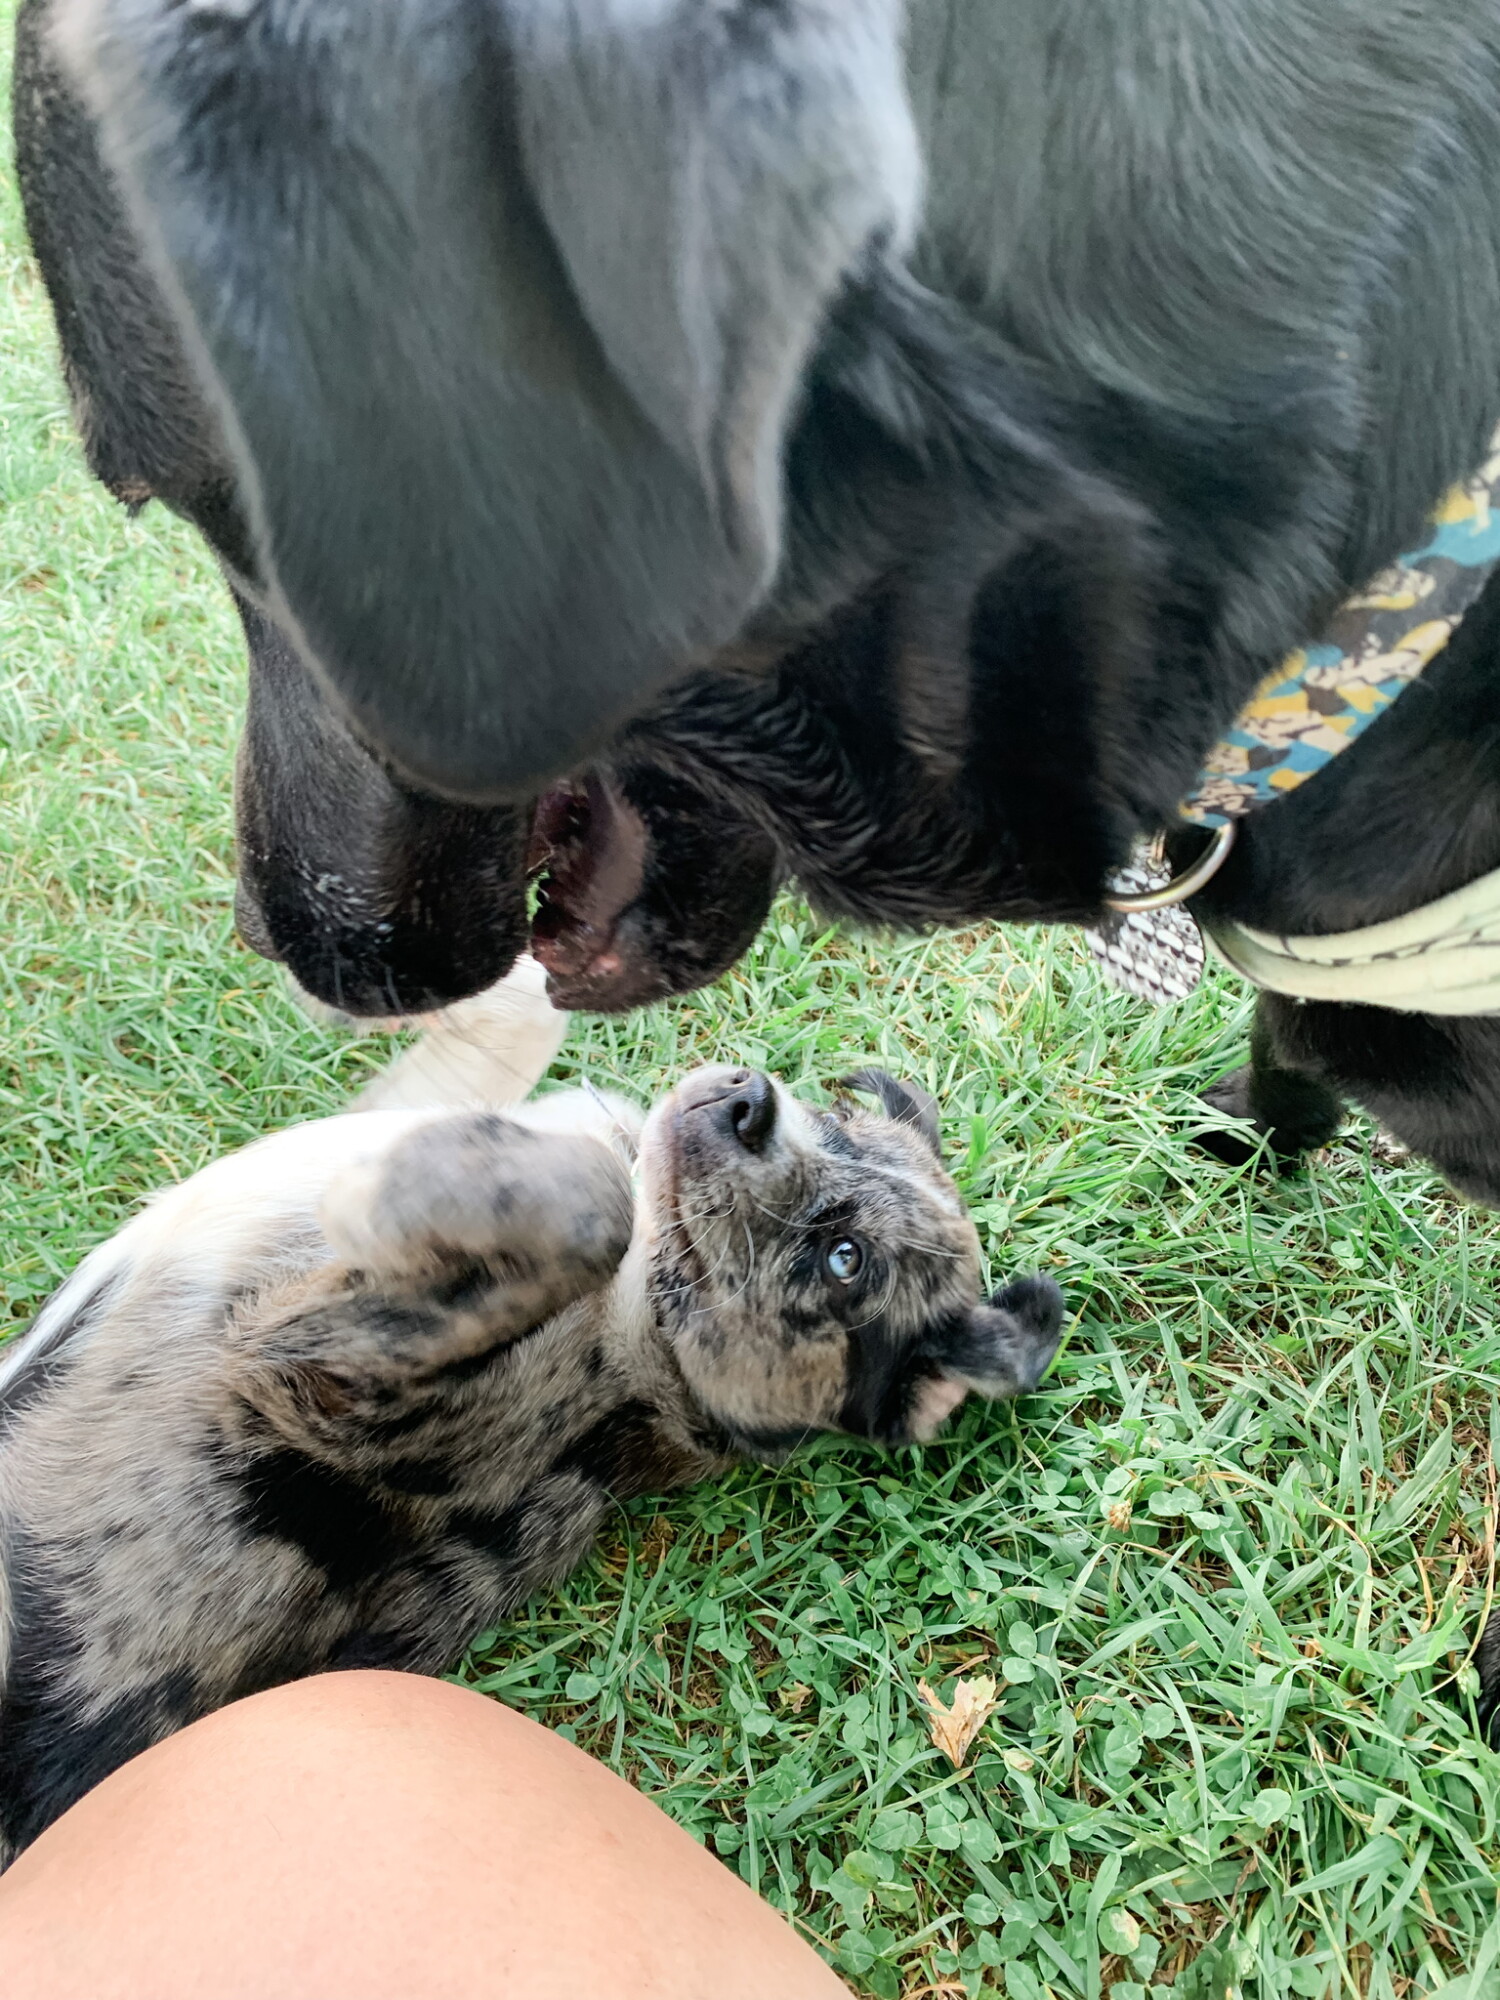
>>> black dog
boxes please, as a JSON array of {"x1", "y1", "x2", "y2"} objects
[
  {"x1": 16, "y1": 0, "x2": 1500, "y2": 1185},
  {"x1": 12, "y1": 0, "x2": 1500, "y2": 1697}
]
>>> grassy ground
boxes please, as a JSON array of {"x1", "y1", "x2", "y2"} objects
[{"x1": 3, "y1": 27, "x2": 1499, "y2": 1999}]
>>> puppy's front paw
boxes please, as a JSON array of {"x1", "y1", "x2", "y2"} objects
[{"x1": 321, "y1": 1114, "x2": 633, "y2": 1293}]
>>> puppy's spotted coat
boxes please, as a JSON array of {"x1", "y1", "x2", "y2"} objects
[{"x1": 0, "y1": 970, "x2": 1061, "y2": 1863}]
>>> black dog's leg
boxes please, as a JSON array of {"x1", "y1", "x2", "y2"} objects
[
  {"x1": 1276, "y1": 998, "x2": 1500, "y2": 1207},
  {"x1": 226, "y1": 1116, "x2": 633, "y2": 1457},
  {"x1": 1198, "y1": 995, "x2": 1347, "y2": 1168},
  {"x1": 1203, "y1": 992, "x2": 1500, "y2": 1205},
  {"x1": 1474, "y1": 1609, "x2": 1500, "y2": 1745}
]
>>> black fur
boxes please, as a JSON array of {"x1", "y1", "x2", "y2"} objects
[
  {"x1": 0, "y1": 1610, "x2": 197, "y2": 1859},
  {"x1": 238, "y1": 1447, "x2": 404, "y2": 1591},
  {"x1": 19, "y1": 0, "x2": 1500, "y2": 1017}
]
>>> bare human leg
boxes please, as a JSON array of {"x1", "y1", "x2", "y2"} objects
[{"x1": 0, "y1": 1671, "x2": 848, "y2": 2000}]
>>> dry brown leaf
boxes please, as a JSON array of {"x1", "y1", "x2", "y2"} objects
[{"x1": 917, "y1": 1673, "x2": 1001, "y2": 1768}]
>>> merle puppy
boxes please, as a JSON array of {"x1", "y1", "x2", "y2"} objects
[{"x1": 0, "y1": 983, "x2": 1062, "y2": 1863}]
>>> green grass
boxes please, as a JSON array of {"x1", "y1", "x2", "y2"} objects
[{"x1": 2, "y1": 25, "x2": 1499, "y2": 1998}]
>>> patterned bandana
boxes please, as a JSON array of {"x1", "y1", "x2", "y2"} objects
[
  {"x1": 1086, "y1": 423, "x2": 1500, "y2": 1006},
  {"x1": 1182, "y1": 425, "x2": 1500, "y2": 827}
]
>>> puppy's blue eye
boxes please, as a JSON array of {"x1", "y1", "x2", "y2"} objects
[{"x1": 826, "y1": 1238, "x2": 863, "y2": 1282}]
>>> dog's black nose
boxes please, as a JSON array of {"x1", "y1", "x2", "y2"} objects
[{"x1": 720, "y1": 1070, "x2": 776, "y2": 1152}]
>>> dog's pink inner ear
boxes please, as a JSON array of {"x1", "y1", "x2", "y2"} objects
[{"x1": 907, "y1": 1373, "x2": 971, "y2": 1441}]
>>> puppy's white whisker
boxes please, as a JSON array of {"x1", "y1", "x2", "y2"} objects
[
  {"x1": 677, "y1": 1238, "x2": 736, "y2": 1300},
  {"x1": 849, "y1": 1271, "x2": 903, "y2": 1331},
  {"x1": 746, "y1": 1194, "x2": 822, "y2": 1230},
  {"x1": 679, "y1": 1219, "x2": 759, "y2": 1319},
  {"x1": 675, "y1": 1196, "x2": 735, "y2": 1229},
  {"x1": 580, "y1": 1077, "x2": 640, "y2": 1163}
]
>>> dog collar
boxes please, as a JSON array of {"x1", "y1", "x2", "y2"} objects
[
  {"x1": 1085, "y1": 427, "x2": 1500, "y2": 1006},
  {"x1": 1203, "y1": 865, "x2": 1500, "y2": 1016}
]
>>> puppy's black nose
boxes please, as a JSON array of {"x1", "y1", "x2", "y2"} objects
[{"x1": 720, "y1": 1070, "x2": 776, "y2": 1152}]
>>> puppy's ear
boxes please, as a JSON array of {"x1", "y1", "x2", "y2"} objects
[
  {"x1": 907, "y1": 1276, "x2": 1064, "y2": 1439},
  {"x1": 838, "y1": 1067, "x2": 942, "y2": 1156},
  {"x1": 54, "y1": 0, "x2": 919, "y2": 801}
]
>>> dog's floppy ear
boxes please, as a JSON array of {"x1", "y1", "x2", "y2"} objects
[
  {"x1": 907, "y1": 1276, "x2": 1064, "y2": 1438},
  {"x1": 54, "y1": 0, "x2": 919, "y2": 801},
  {"x1": 838, "y1": 1067, "x2": 942, "y2": 1156}
]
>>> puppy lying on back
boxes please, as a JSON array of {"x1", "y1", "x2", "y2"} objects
[{"x1": 0, "y1": 964, "x2": 1062, "y2": 1864}]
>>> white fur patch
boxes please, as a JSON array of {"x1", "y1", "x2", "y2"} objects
[{"x1": 906, "y1": 1373, "x2": 971, "y2": 1441}]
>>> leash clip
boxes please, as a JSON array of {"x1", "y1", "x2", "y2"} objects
[{"x1": 1103, "y1": 821, "x2": 1237, "y2": 913}]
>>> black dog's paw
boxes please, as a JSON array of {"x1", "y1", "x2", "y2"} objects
[
  {"x1": 1195, "y1": 1066, "x2": 1272, "y2": 1168},
  {"x1": 1194, "y1": 1065, "x2": 1341, "y2": 1172}
]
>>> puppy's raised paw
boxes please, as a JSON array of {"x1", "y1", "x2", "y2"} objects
[{"x1": 320, "y1": 1114, "x2": 633, "y2": 1295}]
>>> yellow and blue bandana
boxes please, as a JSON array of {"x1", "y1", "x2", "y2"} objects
[
  {"x1": 1087, "y1": 426, "x2": 1500, "y2": 1006},
  {"x1": 1182, "y1": 426, "x2": 1500, "y2": 827}
]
